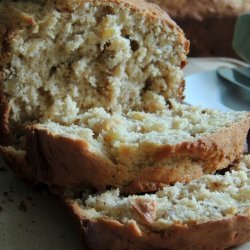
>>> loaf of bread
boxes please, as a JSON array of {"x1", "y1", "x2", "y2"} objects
[
  {"x1": 0, "y1": 1, "x2": 250, "y2": 249},
  {"x1": 66, "y1": 154, "x2": 250, "y2": 250},
  {"x1": 22, "y1": 101, "x2": 249, "y2": 193},
  {"x1": 0, "y1": 0, "x2": 189, "y2": 146},
  {"x1": 150, "y1": 0, "x2": 250, "y2": 57}
]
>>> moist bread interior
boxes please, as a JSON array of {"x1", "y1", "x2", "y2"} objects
[
  {"x1": 1, "y1": 0, "x2": 187, "y2": 142},
  {"x1": 74, "y1": 155, "x2": 250, "y2": 230}
]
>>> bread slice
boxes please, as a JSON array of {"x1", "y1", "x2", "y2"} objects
[
  {"x1": 24, "y1": 101, "x2": 250, "y2": 193},
  {"x1": 66, "y1": 154, "x2": 250, "y2": 250},
  {"x1": 0, "y1": 0, "x2": 189, "y2": 146}
]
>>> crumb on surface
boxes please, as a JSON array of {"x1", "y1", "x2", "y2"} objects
[{"x1": 18, "y1": 201, "x2": 27, "y2": 212}]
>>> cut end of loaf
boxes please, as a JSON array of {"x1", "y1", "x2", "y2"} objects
[{"x1": 0, "y1": 0, "x2": 188, "y2": 142}]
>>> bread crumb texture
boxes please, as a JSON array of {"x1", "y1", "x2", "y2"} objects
[
  {"x1": 0, "y1": 0, "x2": 187, "y2": 129},
  {"x1": 40, "y1": 101, "x2": 247, "y2": 168},
  {"x1": 76, "y1": 155, "x2": 250, "y2": 230}
]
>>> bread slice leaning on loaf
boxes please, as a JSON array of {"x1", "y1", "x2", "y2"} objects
[
  {"x1": 65, "y1": 154, "x2": 250, "y2": 250},
  {"x1": 0, "y1": 0, "x2": 189, "y2": 146},
  {"x1": 19, "y1": 101, "x2": 249, "y2": 194}
]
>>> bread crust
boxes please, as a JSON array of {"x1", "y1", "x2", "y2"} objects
[
  {"x1": 151, "y1": 0, "x2": 250, "y2": 20},
  {"x1": 150, "y1": 0, "x2": 250, "y2": 57},
  {"x1": 22, "y1": 114, "x2": 250, "y2": 194},
  {"x1": 0, "y1": 0, "x2": 189, "y2": 146},
  {"x1": 0, "y1": 7, "x2": 36, "y2": 145},
  {"x1": 176, "y1": 17, "x2": 238, "y2": 57},
  {"x1": 66, "y1": 199, "x2": 250, "y2": 250}
]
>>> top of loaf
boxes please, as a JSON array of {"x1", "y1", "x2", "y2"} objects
[
  {"x1": 0, "y1": 0, "x2": 189, "y2": 145},
  {"x1": 151, "y1": 0, "x2": 250, "y2": 20}
]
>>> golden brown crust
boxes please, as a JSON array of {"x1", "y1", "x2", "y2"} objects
[
  {"x1": 23, "y1": 114, "x2": 250, "y2": 194},
  {"x1": 25, "y1": 125, "x2": 128, "y2": 190},
  {"x1": 66, "y1": 199, "x2": 250, "y2": 250}
]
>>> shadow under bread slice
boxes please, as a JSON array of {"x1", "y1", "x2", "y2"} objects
[
  {"x1": 3, "y1": 101, "x2": 248, "y2": 194},
  {"x1": 64, "y1": 154, "x2": 250, "y2": 250}
]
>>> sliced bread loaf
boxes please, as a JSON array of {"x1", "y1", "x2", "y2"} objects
[
  {"x1": 24, "y1": 101, "x2": 250, "y2": 193},
  {"x1": 66, "y1": 154, "x2": 250, "y2": 250},
  {"x1": 0, "y1": 0, "x2": 189, "y2": 145},
  {"x1": 0, "y1": 1, "x2": 249, "y2": 248}
]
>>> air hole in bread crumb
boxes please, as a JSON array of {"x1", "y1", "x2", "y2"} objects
[
  {"x1": 130, "y1": 40, "x2": 139, "y2": 52},
  {"x1": 49, "y1": 66, "x2": 57, "y2": 77},
  {"x1": 215, "y1": 165, "x2": 233, "y2": 175},
  {"x1": 124, "y1": 34, "x2": 139, "y2": 52},
  {"x1": 95, "y1": 6, "x2": 115, "y2": 22},
  {"x1": 38, "y1": 87, "x2": 53, "y2": 106},
  {"x1": 143, "y1": 78, "x2": 152, "y2": 92}
]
